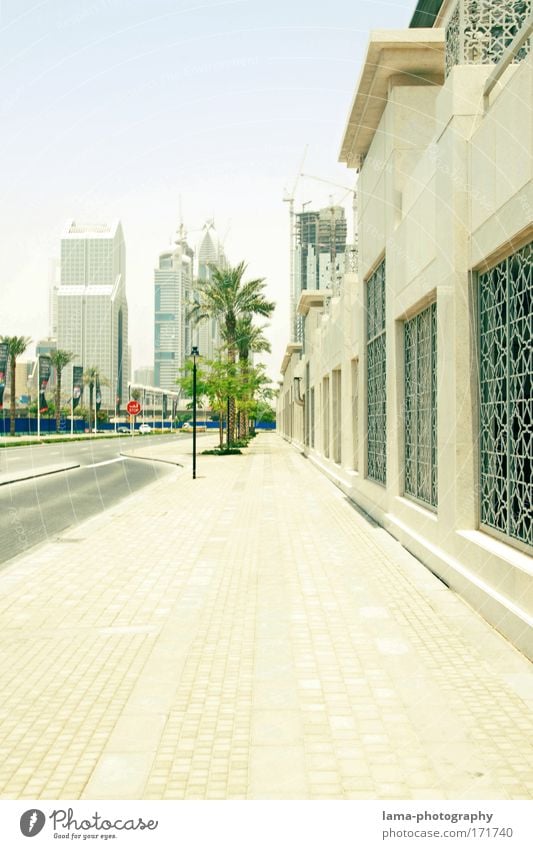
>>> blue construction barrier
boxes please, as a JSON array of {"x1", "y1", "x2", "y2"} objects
[
  {"x1": 0, "y1": 417, "x2": 276, "y2": 435},
  {"x1": 0, "y1": 417, "x2": 85, "y2": 435}
]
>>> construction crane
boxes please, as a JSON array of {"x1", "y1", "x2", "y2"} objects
[{"x1": 283, "y1": 145, "x2": 308, "y2": 341}]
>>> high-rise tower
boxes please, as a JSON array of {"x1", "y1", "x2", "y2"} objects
[
  {"x1": 193, "y1": 220, "x2": 228, "y2": 361},
  {"x1": 154, "y1": 224, "x2": 194, "y2": 391},
  {"x1": 56, "y1": 220, "x2": 129, "y2": 409}
]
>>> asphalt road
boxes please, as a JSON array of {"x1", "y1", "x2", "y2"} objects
[{"x1": 0, "y1": 433, "x2": 196, "y2": 566}]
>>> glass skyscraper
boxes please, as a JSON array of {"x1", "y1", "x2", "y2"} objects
[
  {"x1": 154, "y1": 226, "x2": 194, "y2": 391},
  {"x1": 57, "y1": 221, "x2": 129, "y2": 410}
]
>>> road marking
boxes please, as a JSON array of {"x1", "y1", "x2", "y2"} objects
[{"x1": 85, "y1": 457, "x2": 126, "y2": 469}]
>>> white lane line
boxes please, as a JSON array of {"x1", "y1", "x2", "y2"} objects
[{"x1": 85, "y1": 457, "x2": 126, "y2": 469}]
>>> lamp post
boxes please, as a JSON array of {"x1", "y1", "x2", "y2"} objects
[{"x1": 191, "y1": 346, "x2": 199, "y2": 479}]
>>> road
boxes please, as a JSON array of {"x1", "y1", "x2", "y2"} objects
[{"x1": 0, "y1": 433, "x2": 199, "y2": 566}]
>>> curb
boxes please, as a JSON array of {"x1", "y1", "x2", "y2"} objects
[
  {"x1": 120, "y1": 452, "x2": 184, "y2": 468},
  {"x1": 0, "y1": 463, "x2": 81, "y2": 487}
]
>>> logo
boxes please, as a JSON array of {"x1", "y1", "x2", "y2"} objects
[{"x1": 20, "y1": 809, "x2": 46, "y2": 837}]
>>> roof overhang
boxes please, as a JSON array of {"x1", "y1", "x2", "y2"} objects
[
  {"x1": 339, "y1": 29, "x2": 445, "y2": 169},
  {"x1": 297, "y1": 289, "x2": 332, "y2": 316},
  {"x1": 410, "y1": 0, "x2": 445, "y2": 28},
  {"x1": 280, "y1": 343, "x2": 303, "y2": 375}
]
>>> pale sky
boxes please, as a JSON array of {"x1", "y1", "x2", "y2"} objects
[{"x1": 1, "y1": 0, "x2": 415, "y2": 379}]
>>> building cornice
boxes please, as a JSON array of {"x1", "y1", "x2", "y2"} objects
[
  {"x1": 297, "y1": 290, "x2": 332, "y2": 317},
  {"x1": 280, "y1": 343, "x2": 303, "y2": 375},
  {"x1": 339, "y1": 28, "x2": 444, "y2": 169}
]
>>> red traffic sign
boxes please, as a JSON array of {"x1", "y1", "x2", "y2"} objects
[{"x1": 127, "y1": 400, "x2": 141, "y2": 416}]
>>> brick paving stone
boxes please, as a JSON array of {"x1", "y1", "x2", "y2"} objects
[{"x1": 0, "y1": 433, "x2": 531, "y2": 799}]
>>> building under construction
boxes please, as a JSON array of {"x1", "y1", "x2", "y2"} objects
[{"x1": 293, "y1": 205, "x2": 347, "y2": 340}]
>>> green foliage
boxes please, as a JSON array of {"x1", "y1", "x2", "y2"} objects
[
  {"x1": 253, "y1": 400, "x2": 276, "y2": 423},
  {"x1": 1, "y1": 335, "x2": 32, "y2": 436},
  {"x1": 49, "y1": 349, "x2": 76, "y2": 431},
  {"x1": 187, "y1": 261, "x2": 275, "y2": 443},
  {"x1": 202, "y1": 447, "x2": 242, "y2": 455},
  {"x1": 188, "y1": 261, "x2": 275, "y2": 357}
]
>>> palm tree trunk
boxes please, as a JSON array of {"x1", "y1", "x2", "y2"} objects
[
  {"x1": 9, "y1": 357, "x2": 16, "y2": 436},
  {"x1": 228, "y1": 348, "x2": 236, "y2": 444},
  {"x1": 55, "y1": 370, "x2": 62, "y2": 433},
  {"x1": 218, "y1": 415, "x2": 223, "y2": 449}
]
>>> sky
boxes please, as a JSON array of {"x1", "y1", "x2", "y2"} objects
[{"x1": 1, "y1": 0, "x2": 416, "y2": 380}]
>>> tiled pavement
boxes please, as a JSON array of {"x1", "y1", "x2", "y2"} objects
[{"x1": 0, "y1": 433, "x2": 531, "y2": 800}]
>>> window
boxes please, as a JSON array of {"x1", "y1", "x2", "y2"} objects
[
  {"x1": 305, "y1": 363, "x2": 310, "y2": 447},
  {"x1": 310, "y1": 387, "x2": 315, "y2": 448},
  {"x1": 332, "y1": 368, "x2": 342, "y2": 464},
  {"x1": 322, "y1": 376, "x2": 330, "y2": 459},
  {"x1": 352, "y1": 359, "x2": 359, "y2": 471},
  {"x1": 445, "y1": 0, "x2": 530, "y2": 77},
  {"x1": 479, "y1": 241, "x2": 531, "y2": 547},
  {"x1": 404, "y1": 302, "x2": 438, "y2": 508},
  {"x1": 366, "y1": 260, "x2": 386, "y2": 484}
]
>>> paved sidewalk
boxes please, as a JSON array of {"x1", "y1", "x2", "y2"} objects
[{"x1": 0, "y1": 433, "x2": 531, "y2": 800}]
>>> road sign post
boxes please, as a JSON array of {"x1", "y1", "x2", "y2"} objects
[{"x1": 127, "y1": 400, "x2": 141, "y2": 436}]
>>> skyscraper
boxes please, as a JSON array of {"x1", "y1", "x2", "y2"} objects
[
  {"x1": 56, "y1": 221, "x2": 129, "y2": 409},
  {"x1": 193, "y1": 220, "x2": 227, "y2": 361},
  {"x1": 154, "y1": 225, "x2": 194, "y2": 391}
]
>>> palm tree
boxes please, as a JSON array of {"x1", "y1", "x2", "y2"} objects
[
  {"x1": 49, "y1": 349, "x2": 75, "y2": 433},
  {"x1": 188, "y1": 262, "x2": 275, "y2": 441},
  {"x1": 235, "y1": 316, "x2": 271, "y2": 437},
  {"x1": 1, "y1": 336, "x2": 31, "y2": 436},
  {"x1": 83, "y1": 367, "x2": 109, "y2": 432}
]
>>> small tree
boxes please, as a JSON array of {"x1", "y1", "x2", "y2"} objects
[
  {"x1": 188, "y1": 261, "x2": 275, "y2": 442},
  {"x1": 49, "y1": 349, "x2": 75, "y2": 433},
  {"x1": 204, "y1": 359, "x2": 240, "y2": 449},
  {"x1": 234, "y1": 316, "x2": 271, "y2": 438},
  {"x1": 1, "y1": 335, "x2": 31, "y2": 436},
  {"x1": 235, "y1": 362, "x2": 272, "y2": 436}
]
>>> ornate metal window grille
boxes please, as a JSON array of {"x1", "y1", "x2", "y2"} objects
[
  {"x1": 366, "y1": 260, "x2": 387, "y2": 484},
  {"x1": 446, "y1": 3, "x2": 461, "y2": 75},
  {"x1": 479, "y1": 241, "x2": 532, "y2": 547},
  {"x1": 352, "y1": 358, "x2": 359, "y2": 471},
  {"x1": 445, "y1": 0, "x2": 531, "y2": 77},
  {"x1": 404, "y1": 303, "x2": 438, "y2": 508}
]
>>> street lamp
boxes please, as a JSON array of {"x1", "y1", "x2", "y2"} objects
[{"x1": 191, "y1": 346, "x2": 199, "y2": 479}]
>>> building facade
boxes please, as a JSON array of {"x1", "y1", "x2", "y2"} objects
[
  {"x1": 278, "y1": 0, "x2": 532, "y2": 657},
  {"x1": 154, "y1": 226, "x2": 194, "y2": 392},
  {"x1": 56, "y1": 221, "x2": 129, "y2": 410},
  {"x1": 134, "y1": 366, "x2": 155, "y2": 387}
]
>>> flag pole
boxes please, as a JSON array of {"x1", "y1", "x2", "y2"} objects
[
  {"x1": 37, "y1": 356, "x2": 40, "y2": 440},
  {"x1": 70, "y1": 377, "x2": 74, "y2": 437}
]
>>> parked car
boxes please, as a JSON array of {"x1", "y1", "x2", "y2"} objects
[
  {"x1": 117, "y1": 426, "x2": 130, "y2": 434},
  {"x1": 138, "y1": 423, "x2": 152, "y2": 434}
]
